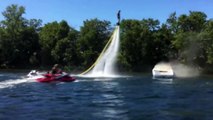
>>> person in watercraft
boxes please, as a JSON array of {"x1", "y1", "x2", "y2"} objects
[{"x1": 50, "y1": 64, "x2": 62, "y2": 74}]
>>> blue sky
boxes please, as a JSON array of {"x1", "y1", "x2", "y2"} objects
[{"x1": 0, "y1": 0, "x2": 213, "y2": 30}]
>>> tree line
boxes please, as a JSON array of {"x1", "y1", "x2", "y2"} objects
[{"x1": 0, "y1": 4, "x2": 213, "y2": 73}]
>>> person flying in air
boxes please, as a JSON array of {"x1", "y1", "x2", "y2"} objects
[{"x1": 117, "y1": 10, "x2": 121, "y2": 25}]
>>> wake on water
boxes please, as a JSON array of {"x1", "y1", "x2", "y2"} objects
[
  {"x1": 0, "y1": 72, "x2": 81, "y2": 89},
  {"x1": 0, "y1": 72, "x2": 44, "y2": 89},
  {"x1": 0, "y1": 78, "x2": 34, "y2": 89}
]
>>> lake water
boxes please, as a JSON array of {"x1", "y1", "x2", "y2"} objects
[{"x1": 0, "y1": 71, "x2": 213, "y2": 120}]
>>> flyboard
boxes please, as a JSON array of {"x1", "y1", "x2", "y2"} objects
[{"x1": 79, "y1": 25, "x2": 120, "y2": 78}]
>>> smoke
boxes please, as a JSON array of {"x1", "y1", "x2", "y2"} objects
[
  {"x1": 171, "y1": 62, "x2": 200, "y2": 78},
  {"x1": 169, "y1": 33, "x2": 203, "y2": 78}
]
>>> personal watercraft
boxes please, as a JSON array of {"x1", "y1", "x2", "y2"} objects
[{"x1": 36, "y1": 73, "x2": 76, "y2": 83}]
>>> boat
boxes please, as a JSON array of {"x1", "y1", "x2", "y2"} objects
[
  {"x1": 152, "y1": 63, "x2": 174, "y2": 78},
  {"x1": 36, "y1": 73, "x2": 76, "y2": 83}
]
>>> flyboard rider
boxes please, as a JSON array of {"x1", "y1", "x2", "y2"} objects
[{"x1": 117, "y1": 10, "x2": 121, "y2": 25}]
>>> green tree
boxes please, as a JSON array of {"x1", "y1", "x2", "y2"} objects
[
  {"x1": 0, "y1": 26, "x2": 6, "y2": 66},
  {"x1": 177, "y1": 11, "x2": 207, "y2": 32},
  {"x1": 166, "y1": 12, "x2": 178, "y2": 33},
  {"x1": 39, "y1": 20, "x2": 79, "y2": 66},
  {"x1": 172, "y1": 11, "x2": 208, "y2": 67},
  {"x1": 77, "y1": 18, "x2": 111, "y2": 67},
  {"x1": 119, "y1": 19, "x2": 160, "y2": 71},
  {"x1": 39, "y1": 21, "x2": 60, "y2": 65},
  {"x1": 119, "y1": 19, "x2": 143, "y2": 71},
  {"x1": 203, "y1": 20, "x2": 213, "y2": 64},
  {"x1": 119, "y1": 19, "x2": 174, "y2": 72},
  {"x1": 0, "y1": 4, "x2": 26, "y2": 66},
  {"x1": 0, "y1": 4, "x2": 41, "y2": 67},
  {"x1": 151, "y1": 24, "x2": 174, "y2": 62},
  {"x1": 28, "y1": 19, "x2": 42, "y2": 32},
  {"x1": 52, "y1": 28, "x2": 79, "y2": 66}
]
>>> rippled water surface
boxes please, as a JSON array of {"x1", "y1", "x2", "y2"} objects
[{"x1": 0, "y1": 71, "x2": 213, "y2": 120}]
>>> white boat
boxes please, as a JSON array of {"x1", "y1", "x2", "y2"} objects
[{"x1": 152, "y1": 63, "x2": 174, "y2": 78}]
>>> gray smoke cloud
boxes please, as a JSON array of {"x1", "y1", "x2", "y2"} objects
[{"x1": 171, "y1": 62, "x2": 200, "y2": 78}]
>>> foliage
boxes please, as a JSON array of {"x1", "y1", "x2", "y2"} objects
[
  {"x1": 119, "y1": 19, "x2": 173, "y2": 71},
  {"x1": 77, "y1": 18, "x2": 111, "y2": 67},
  {"x1": 0, "y1": 4, "x2": 41, "y2": 67},
  {"x1": 39, "y1": 20, "x2": 79, "y2": 66},
  {"x1": 0, "y1": 4, "x2": 213, "y2": 73},
  {"x1": 203, "y1": 20, "x2": 213, "y2": 64}
]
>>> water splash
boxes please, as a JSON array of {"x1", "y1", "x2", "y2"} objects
[
  {"x1": 0, "y1": 73, "x2": 43, "y2": 89},
  {"x1": 0, "y1": 78, "x2": 33, "y2": 89},
  {"x1": 85, "y1": 26, "x2": 120, "y2": 77}
]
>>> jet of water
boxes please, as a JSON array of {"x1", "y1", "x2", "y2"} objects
[{"x1": 85, "y1": 26, "x2": 120, "y2": 77}]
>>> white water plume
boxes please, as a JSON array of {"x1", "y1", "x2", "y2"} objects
[{"x1": 84, "y1": 26, "x2": 120, "y2": 77}]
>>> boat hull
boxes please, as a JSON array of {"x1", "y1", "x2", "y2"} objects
[
  {"x1": 152, "y1": 70, "x2": 174, "y2": 78},
  {"x1": 152, "y1": 63, "x2": 174, "y2": 78},
  {"x1": 36, "y1": 74, "x2": 76, "y2": 83}
]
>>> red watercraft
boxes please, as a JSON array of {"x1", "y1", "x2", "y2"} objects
[{"x1": 36, "y1": 73, "x2": 76, "y2": 83}]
